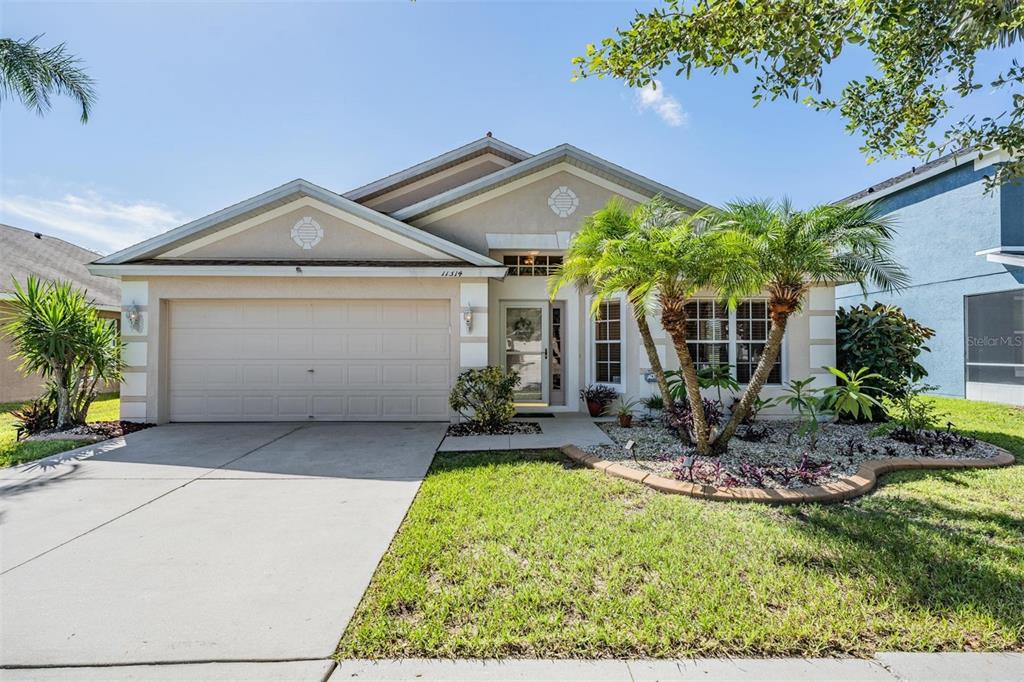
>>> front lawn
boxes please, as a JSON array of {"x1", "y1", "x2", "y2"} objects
[
  {"x1": 0, "y1": 393, "x2": 120, "y2": 468},
  {"x1": 339, "y1": 397, "x2": 1024, "y2": 658}
]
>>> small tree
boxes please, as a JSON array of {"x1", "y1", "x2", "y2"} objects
[
  {"x1": 836, "y1": 303, "x2": 935, "y2": 402},
  {"x1": 2, "y1": 276, "x2": 123, "y2": 429},
  {"x1": 449, "y1": 366, "x2": 520, "y2": 433}
]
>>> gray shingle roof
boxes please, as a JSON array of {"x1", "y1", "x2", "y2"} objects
[
  {"x1": 1, "y1": 224, "x2": 120, "y2": 307},
  {"x1": 839, "y1": 148, "x2": 978, "y2": 204}
]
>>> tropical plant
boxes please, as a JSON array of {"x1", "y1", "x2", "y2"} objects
[
  {"x1": 448, "y1": 366, "x2": 520, "y2": 432},
  {"x1": 886, "y1": 381, "x2": 947, "y2": 440},
  {"x1": 836, "y1": 303, "x2": 935, "y2": 402},
  {"x1": 663, "y1": 397, "x2": 724, "y2": 441},
  {"x1": 2, "y1": 277, "x2": 123, "y2": 429},
  {"x1": 581, "y1": 198, "x2": 762, "y2": 454},
  {"x1": 821, "y1": 366, "x2": 886, "y2": 422},
  {"x1": 779, "y1": 377, "x2": 829, "y2": 448},
  {"x1": 579, "y1": 384, "x2": 618, "y2": 416},
  {"x1": 11, "y1": 398, "x2": 55, "y2": 440},
  {"x1": 711, "y1": 199, "x2": 909, "y2": 451},
  {"x1": 697, "y1": 364, "x2": 740, "y2": 406},
  {"x1": 0, "y1": 35, "x2": 96, "y2": 122},
  {"x1": 615, "y1": 397, "x2": 643, "y2": 427},
  {"x1": 574, "y1": 1, "x2": 1024, "y2": 189},
  {"x1": 642, "y1": 393, "x2": 665, "y2": 414},
  {"x1": 550, "y1": 198, "x2": 675, "y2": 412}
]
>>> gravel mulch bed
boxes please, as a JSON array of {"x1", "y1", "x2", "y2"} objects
[
  {"x1": 28, "y1": 421, "x2": 155, "y2": 442},
  {"x1": 588, "y1": 418, "x2": 1001, "y2": 490},
  {"x1": 446, "y1": 421, "x2": 542, "y2": 437}
]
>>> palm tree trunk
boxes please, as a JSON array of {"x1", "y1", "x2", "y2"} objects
[
  {"x1": 713, "y1": 313, "x2": 789, "y2": 450},
  {"x1": 660, "y1": 298, "x2": 711, "y2": 455},
  {"x1": 635, "y1": 313, "x2": 672, "y2": 409}
]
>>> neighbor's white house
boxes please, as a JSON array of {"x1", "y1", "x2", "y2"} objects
[{"x1": 88, "y1": 136, "x2": 837, "y2": 423}]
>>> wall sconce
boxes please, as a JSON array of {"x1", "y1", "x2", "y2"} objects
[
  {"x1": 462, "y1": 306, "x2": 474, "y2": 333},
  {"x1": 126, "y1": 304, "x2": 143, "y2": 333}
]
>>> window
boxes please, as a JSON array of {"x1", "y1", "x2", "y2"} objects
[
  {"x1": 966, "y1": 289, "x2": 1024, "y2": 385},
  {"x1": 685, "y1": 298, "x2": 782, "y2": 384},
  {"x1": 594, "y1": 299, "x2": 622, "y2": 384},
  {"x1": 503, "y1": 254, "x2": 563, "y2": 276},
  {"x1": 685, "y1": 300, "x2": 729, "y2": 370}
]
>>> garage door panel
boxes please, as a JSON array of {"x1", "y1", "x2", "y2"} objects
[{"x1": 169, "y1": 300, "x2": 452, "y2": 421}]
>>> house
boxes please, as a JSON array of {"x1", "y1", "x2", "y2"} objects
[
  {"x1": 836, "y1": 149, "x2": 1024, "y2": 406},
  {"x1": 88, "y1": 136, "x2": 838, "y2": 423},
  {"x1": 1, "y1": 224, "x2": 121, "y2": 403}
]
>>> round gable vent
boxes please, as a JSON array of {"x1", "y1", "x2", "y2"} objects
[
  {"x1": 548, "y1": 186, "x2": 579, "y2": 218},
  {"x1": 291, "y1": 216, "x2": 323, "y2": 250}
]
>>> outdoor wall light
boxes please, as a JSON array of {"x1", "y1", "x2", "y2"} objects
[
  {"x1": 462, "y1": 306, "x2": 474, "y2": 333},
  {"x1": 126, "y1": 304, "x2": 143, "y2": 333}
]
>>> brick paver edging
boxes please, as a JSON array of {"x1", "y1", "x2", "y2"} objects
[{"x1": 561, "y1": 445, "x2": 1016, "y2": 505}]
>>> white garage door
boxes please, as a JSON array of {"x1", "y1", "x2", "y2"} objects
[{"x1": 168, "y1": 299, "x2": 452, "y2": 421}]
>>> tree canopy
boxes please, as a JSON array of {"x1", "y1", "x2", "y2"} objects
[{"x1": 574, "y1": 0, "x2": 1023, "y2": 187}]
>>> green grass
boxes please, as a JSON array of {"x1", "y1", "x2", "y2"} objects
[
  {"x1": 0, "y1": 393, "x2": 120, "y2": 468},
  {"x1": 339, "y1": 397, "x2": 1024, "y2": 658}
]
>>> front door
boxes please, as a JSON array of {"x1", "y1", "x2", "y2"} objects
[{"x1": 502, "y1": 302, "x2": 549, "y2": 405}]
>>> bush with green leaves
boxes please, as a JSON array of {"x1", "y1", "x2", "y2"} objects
[
  {"x1": 779, "y1": 377, "x2": 829, "y2": 448},
  {"x1": 2, "y1": 276, "x2": 123, "y2": 429},
  {"x1": 886, "y1": 382, "x2": 949, "y2": 440},
  {"x1": 836, "y1": 303, "x2": 935, "y2": 402},
  {"x1": 448, "y1": 366, "x2": 520, "y2": 432},
  {"x1": 822, "y1": 367, "x2": 886, "y2": 422}
]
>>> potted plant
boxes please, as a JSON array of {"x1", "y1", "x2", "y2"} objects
[
  {"x1": 580, "y1": 384, "x2": 617, "y2": 417},
  {"x1": 616, "y1": 398, "x2": 642, "y2": 427}
]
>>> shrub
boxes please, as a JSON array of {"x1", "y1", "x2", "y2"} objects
[
  {"x1": 821, "y1": 367, "x2": 886, "y2": 422},
  {"x1": 449, "y1": 366, "x2": 520, "y2": 432},
  {"x1": 664, "y1": 397, "x2": 723, "y2": 439},
  {"x1": 11, "y1": 398, "x2": 55, "y2": 441},
  {"x1": 2, "y1": 276, "x2": 123, "y2": 429},
  {"x1": 886, "y1": 382, "x2": 948, "y2": 441},
  {"x1": 836, "y1": 303, "x2": 935, "y2": 402}
]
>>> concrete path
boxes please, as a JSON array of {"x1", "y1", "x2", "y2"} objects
[
  {"x1": 438, "y1": 414, "x2": 613, "y2": 452},
  {"x1": 5, "y1": 654, "x2": 1021, "y2": 681},
  {"x1": 328, "y1": 654, "x2": 1024, "y2": 681},
  {"x1": 0, "y1": 422, "x2": 445, "y2": 668}
]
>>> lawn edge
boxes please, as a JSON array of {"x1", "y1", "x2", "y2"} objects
[{"x1": 562, "y1": 444, "x2": 1016, "y2": 505}]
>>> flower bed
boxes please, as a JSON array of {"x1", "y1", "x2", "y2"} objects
[
  {"x1": 446, "y1": 421, "x2": 541, "y2": 437},
  {"x1": 588, "y1": 418, "x2": 1002, "y2": 490},
  {"x1": 27, "y1": 420, "x2": 154, "y2": 442}
]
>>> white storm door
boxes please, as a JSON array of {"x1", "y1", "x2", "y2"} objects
[{"x1": 501, "y1": 302, "x2": 549, "y2": 405}]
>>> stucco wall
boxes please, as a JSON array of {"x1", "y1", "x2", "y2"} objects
[
  {"x1": 413, "y1": 167, "x2": 642, "y2": 254},
  {"x1": 835, "y1": 163, "x2": 1024, "y2": 397},
  {"x1": 167, "y1": 205, "x2": 430, "y2": 261},
  {"x1": 121, "y1": 276, "x2": 476, "y2": 423}
]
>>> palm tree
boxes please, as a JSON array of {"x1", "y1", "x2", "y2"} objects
[
  {"x1": 711, "y1": 199, "x2": 909, "y2": 450},
  {"x1": 0, "y1": 35, "x2": 95, "y2": 123},
  {"x1": 588, "y1": 199, "x2": 761, "y2": 455},
  {"x1": 549, "y1": 198, "x2": 676, "y2": 414}
]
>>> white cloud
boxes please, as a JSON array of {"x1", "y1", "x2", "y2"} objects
[
  {"x1": 0, "y1": 190, "x2": 186, "y2": 255},
  {"x1": 635, "y1": 80, "x2": 689, "y2": 127}
]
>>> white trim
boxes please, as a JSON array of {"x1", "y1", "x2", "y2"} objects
[
  {"x1": 88, "y1": 264, "x2": 509, "y2": 278},
  {"x1": 363, "y1": 154, "x2": 515, "y2": 208},
  {"x1": 395, "y1": 144, "x2": 708, "y2": 224},
  {"x1": 974, "y1": 148, "x2": 1013, "y2": 170},
  {"x1": 343, "y1": 137, "x2": 532, "y2": 201},
  {"x1": 410, "y1": 163, "x2": 652, "y2": 227},
  {"x1": 986, "y1": 252, "x2": 1024, "y2": 267},
  {"x1": 975, "y1": 246, "x2": 1024, "y2": 256},
  {"x1": 847, "y1": 152, "x2": 978, "y2": 206},
  {"x1": 161, "y1": 196, "x2": 451, "y2": 260},
  {"x1": 96, "y1": 179, "x2": 500, "y2": 267},
  {"x1": 687, "y1": 297, "x2": 788, "y2": 386},
  {"x1": 584, "y1": 292, "x2": 627, "y2": 394}
]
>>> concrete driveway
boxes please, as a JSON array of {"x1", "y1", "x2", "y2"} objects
[{"x1": 0, "y1": 422, "x2": 445, "y2": 668}]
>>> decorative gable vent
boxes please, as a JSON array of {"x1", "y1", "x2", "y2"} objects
[
  {"x1": 291, "y1": 216, "x2": 323, "y2": 250},
  {"x1": 548, "y1": 186, "x2": 579, "y2": 218}
]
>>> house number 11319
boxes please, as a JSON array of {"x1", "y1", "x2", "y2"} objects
[{"x1": 441, "y1": 270, "x2": 463, "y2": 277}]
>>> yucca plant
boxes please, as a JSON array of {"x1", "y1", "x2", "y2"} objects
[{"x1": 2, "y1": 276, "x2": 123, "y2": 429}]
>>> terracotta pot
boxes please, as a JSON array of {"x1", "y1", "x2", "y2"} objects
[
  {"x1": 587, "y1": 400, "x2": 604, "y2": 417},
  {"x1": 618, "y1": 413, "x2": 633, "y2": 428}
]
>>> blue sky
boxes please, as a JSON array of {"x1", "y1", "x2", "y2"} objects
[{"x1": 0, "y1": 1, "x2": 1011, "y2": 254}]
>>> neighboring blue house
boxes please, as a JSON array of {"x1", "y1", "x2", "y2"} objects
[{"x1": 835, "y1": 149, "x2": 1024, "y2": 406}]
